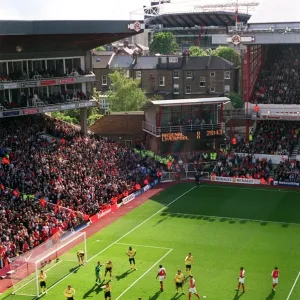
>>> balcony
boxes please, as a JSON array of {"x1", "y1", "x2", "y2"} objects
[
  {"x1": 142, "y1": 121, "x2": 225, "y2": 137},
  {"x1": 0, "y1": 70, "x2": 96, "y2": 90}
]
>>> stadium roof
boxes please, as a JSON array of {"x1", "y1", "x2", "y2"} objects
[
  {"x1": 150, "y1": 97, "x2": 230, "y2": 107},
  {"x1": 0, "y1": 20, "x2": 144, "y2": 53},
  {"x1": 248, "y1": 0, "x2": 300, "y2": 24},
  {"x1": 145, "y1": 11, "x2": 251, "y2": 28}
]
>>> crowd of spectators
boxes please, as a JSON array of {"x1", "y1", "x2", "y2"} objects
[
  {"x1": 232, "y1": 121, "x2": 300, "y2": 155},
  {"x1": 213, "y1": 153, "x2": 272, "y2": 181},
  {"x1": 274, "y1": 160, "x2": 300, "y2": 183},
  {"x1": 252, "y1": 45, "x2": 300, "y2": 104},
  {"x1": 0, "y1": 68, "x2": 93, "y2": 82},
  {"x1": 0, "y1": 116, "x2": 159, "y2": 267}
]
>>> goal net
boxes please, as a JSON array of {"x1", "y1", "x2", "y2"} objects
[{"x1": 9, "y1": 230, "x2": 87, "y2": 297}]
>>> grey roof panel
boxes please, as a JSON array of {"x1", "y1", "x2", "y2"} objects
[
  {"x1": 110, "y1": 55, "x2": 134, "y2": 69},
  {"x1": 133, "y1": 57, "x2": 159, "y2": 69}
]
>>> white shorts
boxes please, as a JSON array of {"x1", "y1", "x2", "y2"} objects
[
  {"x1": 273, "y1": 278, "x2": 278, "y2": 284},
  {"x1": 158, "y1": 276, "x2": 165, "y2": 282},
  {"x1": 189, "y1": 287, "x2": 197, "y2": 294},
  {"x1": 239, "y1": 278, "x2": 245, "y2": 284}
]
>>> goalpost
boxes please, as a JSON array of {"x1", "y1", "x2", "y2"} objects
[{"x1": 9, "y1": 230, "x2": 87, "y2": 298}]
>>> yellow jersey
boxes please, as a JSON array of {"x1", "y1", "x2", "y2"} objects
[
  {"x1": 185, "y1": 255, "x2": 194, "y2": 265},
  {"x1": 77, "y1": 251, "x2": 84, "y2": 256},
  {"x1": 174, "y1": 273, "x2": 184, "y2": 283},
  {"x1": 38, "y1": 273, "x2": 47, "y2": 282},
  {"x1": 64, "y1": 287, "x2": 75, "y2": 297},
  {"x1": 104, "y1": 285, "x2": 111, "y2": 293},
  {"x1": 127, "y1": 249, "x2": 136, "y2": 258},
  {"x1": 106, "y1": 262, "x2": 113, "y2": 269}
]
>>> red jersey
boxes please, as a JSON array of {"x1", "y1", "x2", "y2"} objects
[
  {"x1": 189, "y1": 278, "x2": 196, "y2": 288},
  {"x1": 239, "y1": 270, "x2": 245, "y2": 278},
  {"x1": 272, "y1": 269, "x2": 279, "y2": 278},
  {"x1": 158, "y1": 268, "x2": 166, "y2": 276}
]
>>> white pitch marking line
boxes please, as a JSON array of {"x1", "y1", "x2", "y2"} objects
[
  {"x1": 286, "y1": 271, "x2": 300, "y2": 300},
  {"x1": 115, "y1": 248, "x2": 173, "y2": 300},
  {"x1": 115, "y1": 242, "x2": 172, "y2": 250},
  {"x1": 13, "y1": 260, "x2": 63, "y2": 296},
  {"x1": 45, "y1": 185, "x2": 196, "y2": 293},
  {"x1": 163, "y1": 212, "x2": 300, "y2": 226}
]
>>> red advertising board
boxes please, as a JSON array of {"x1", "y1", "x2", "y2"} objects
[
  {"x1": 23, "y1": 108, "x2": 38, "y2": 115},
  {"x1": 59, "y1": 78, "x2": 75, "y2": 84},
  {"x1": 40, "y1": 80, "x2": 56, "y2": 86}
]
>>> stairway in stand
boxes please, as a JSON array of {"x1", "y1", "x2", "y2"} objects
[{"x1": 290, "y1": 140, "x2": 300, "y2": 159}]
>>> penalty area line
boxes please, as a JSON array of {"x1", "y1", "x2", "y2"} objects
[
  {"x1": 115, "y1": 248, "x2": 173, "y2": 300},
  {"x1": 115, "y1": 242, "x2": 172, "y2": 250},
  {"x1": 44, "y1": 186, "x2": 196, "y2": 294},
  {"x1": 286, "y1": 271, "x2": 300, "y2": 300}
]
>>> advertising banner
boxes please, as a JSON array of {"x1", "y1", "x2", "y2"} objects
[
  {"x1": 59, "y1": 78, "x2": 75, "y2": 84},
  {"x1": 21, "y1": 81, "x2": 37, "y2": 88},
  {"x1": 89, "y1": 208, "x2": 112, "y2": 224},
  {"x1": 40, "y1": 79, "x2": 57, "y2": 86},
  {"x1": 61, "y1": 104, "x2": 76, "y2": 110},
  {"x1": 211, "y1": 176, "x2": 260, "y2": 185},
  {"x1": 273, "y1": 181, "x2": 300, "y2": 187},
  {"x1": 3, "y1": 111, "x2": 20, "y2": 117},
  {"x1": 42, "y1": 106, "x2": 60, "y2": 112},
  {"x1": 23, "y1": 108, "x2": 38, "y2": 115}
]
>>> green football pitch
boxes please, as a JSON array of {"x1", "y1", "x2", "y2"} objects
[{"x1": 2, "y1": 183, "x2": 300, "y2": 300}]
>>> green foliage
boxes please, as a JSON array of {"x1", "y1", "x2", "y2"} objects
[
  {"x1": 188, "y1": 46, "x2": 209, "y2": 57},
  {"x1": 228, "y1": 92, "x2": 244, "y2": 108},
  {"x1": 150, "y1": 94, "x2": 164, "y2": 100},
  {"x1": 87, "y1": 113, "x2": 103, "y2": 126},
  {"x1": 108, "y1": 69, "x2": 147, "y2": 112},
  {"x1": 149, "y1": 32, "x2": 179, "y2": 55},
  {"x1": 52, "y1": 111, "x2": 79, "y2": 124},
  {"x1": 95, "y1": 46, "x2": 106, "y2": 51},
  {"x1": 211, "y1": 46, "x2": 239, "y2": 64}
]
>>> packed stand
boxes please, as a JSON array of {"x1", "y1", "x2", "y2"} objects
[
  {"x1": 252, "y1": 45, "x2": 300, "y2": 104},
  {"x1": 274, "y1": 160, "x2": 300, "y2": 183},
  {"x1": 212, "y1": 153, "x2": 272, "y2": 182},
  {"x1": 233, "y1": 121, "x2": 300, "y2": 155},
  {"x1": 0, "y1": 116, "x2": 160, "y2": 265}
]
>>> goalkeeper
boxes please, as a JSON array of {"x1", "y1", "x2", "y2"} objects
[{"x1": 77, "y1": 250, "x2": 85, "y2": 266}]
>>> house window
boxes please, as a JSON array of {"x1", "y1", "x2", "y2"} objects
[
  {"x1": 136, "y1": 71, "x2": 141, "y2": 79},
  {"x1": 186, "y1": 71, "x2": 192, "y2": 79},
  {"x1": 173, "y1": 84, "x2": 179, "y2": 94},
  {"x1": 200, "y1": 77, "x2": 206, "y2": 87},
  {"x1": 173, "y1": 70, "x2": 179, "y2": 79},
  {"x1": 224, "y1": 71, "x2": 231, "y2": 79},
  {"x1": 210, "y1": 87, "x2": 215, "y2": 92},
  {"x1": 210, "y1": 71, "x2": 215, "y2": 77},
  {"x1": 159, "y1": 76, "x2": 165, "y2": 86},
  {"x1": 224, "y1": 85, "x2": 230, "y2": 93},
  {"x1": 185, "y1": 85, "x2": 191, "y2": 94},
  {"x1": 102, "y1": 75, "x2": 107, "y2": 86}
]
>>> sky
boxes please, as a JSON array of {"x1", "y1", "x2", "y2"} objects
[{"x1": 0, "y1": 0, "x2": 261, "y2": 21}]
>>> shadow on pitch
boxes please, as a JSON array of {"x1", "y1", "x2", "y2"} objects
[
  {"x1": 69, "y1": 266, "x2": 80, "y2": 274},
  {"x1": 232, "y1": 291, "x2": 244, "y2": 300},
  {"x1": 149, "y1": 290, "x2": 162, "y2": 299},
  {"x1": 153, "y1": 217, "x2": 169, "y2": 227},
  {"x1": 265, "y1": 290, "x2": 275, "y2": 300},
  {"x1": 115, "y1": 269, "x2": 134, "y2": 281},
  {"x1": 170, "y1": 292, "x2": 184, "y2": 299},
  {"x1": 82, "y1": 284, "x2": 104, "y2": 298}
]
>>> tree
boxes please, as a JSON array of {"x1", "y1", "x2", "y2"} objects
[
  {"x1": 212, "y1": 46, "x2": 240, "y2": 64},
  {"x1": 150, "y1": 94, "x2": 164, "y2": 100},
  {"x1": 228, "y1": 92, "x2": 244, "y2": 108},
  {"x1": 95, "y1": 46, "x2": 106, "y2": 51},
  {"x1": 188, "y1": 46, "x2": 208, "y2": 57},
  {"x1": 108, "y1": 69, "x2": 147, "y2": 112},
  {"x1": 149, "y1": 32, "x2": 179, "y2": 55}
]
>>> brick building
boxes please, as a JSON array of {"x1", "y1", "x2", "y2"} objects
[{"x1": 93, "y1": 53, "x2": 239, "y2": 100}]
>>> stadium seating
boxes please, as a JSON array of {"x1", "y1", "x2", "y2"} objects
[
  {"x1": 251, "y1": 45, "x2": 300, "y2": 104},
  {"x1": 0, "y1": 116, "x2": 158, "y2": 267},
  {"x1": 233, "y1": 121, "x2": 300, "y2": 155},
  {"x1": 274, "y1": 160, "x2": 300, "y2": 182}
]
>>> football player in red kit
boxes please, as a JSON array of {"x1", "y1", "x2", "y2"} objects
[
  {"x1": 271, "y1": 267, "x2": 279, "y2": 291},
  {"x1": 156, "y1": 264, "x2": 166, "y2": 291},
  {"x1": 188, "y1": 275, "x2": 201, "y2": 299},
  {"x1": 236, "y1": 267, "x2": 245, "y2": 293}
]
